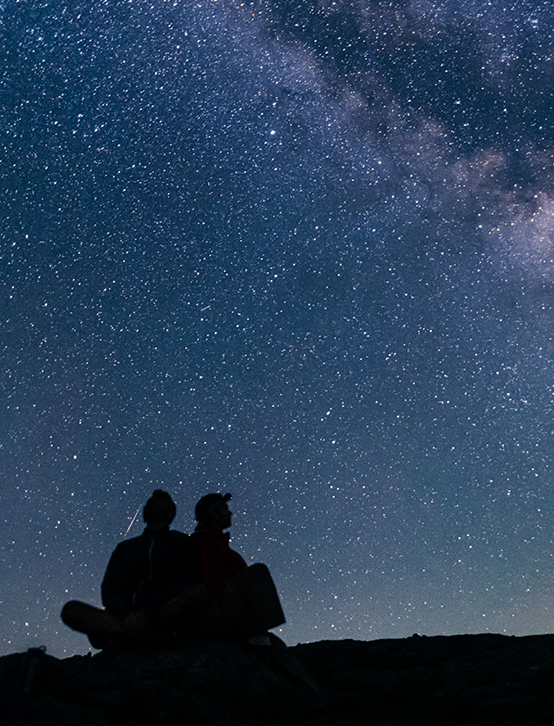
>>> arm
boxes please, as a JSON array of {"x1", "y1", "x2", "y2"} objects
[{"x1": 101, "y1": 543, "x2": 136, "y2": 618}]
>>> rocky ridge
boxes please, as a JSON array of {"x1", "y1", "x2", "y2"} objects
[{"x1": 2, "y1": 633, "x2": 554, "y2": 725}]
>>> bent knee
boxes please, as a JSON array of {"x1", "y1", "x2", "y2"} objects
[
  {"x1": 245, "y1": 563, "x2": 274, "y2": 585},
  {"x1": 61, "y1": 600, "x2": 85, "y2": 626},
  {"x1": 249, "y1": 562, "x2": 270, "y2": 577}
]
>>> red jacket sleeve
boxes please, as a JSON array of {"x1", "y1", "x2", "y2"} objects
[{"x1": 192, "y1": 531, "x2": 247, "y2": 595}]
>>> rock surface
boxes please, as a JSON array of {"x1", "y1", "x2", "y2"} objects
[
  {"x1": 2, "y1": 633, "x2": 554, "y2": 725},
  {"x1": 294, "y1": 633, "x2": 554, "y2": 725}
]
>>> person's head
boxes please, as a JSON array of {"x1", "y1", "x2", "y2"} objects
[
  {"x1": 195, "y1": 492, "x2": 232, "y2": 530},
  {"x1": 143, "y1": 490, "x2": 176, "y2": 530}
]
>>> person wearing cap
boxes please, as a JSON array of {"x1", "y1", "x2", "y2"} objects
[
  {"x1": 191, "y1": 492, "x2": 247, "y2": 595},
  {"x1": 61, "y1": 490, "x2": 206, "y2": 649},
  {"x1": 191, "y1": 492, "x2": 286, "y2": 644}
]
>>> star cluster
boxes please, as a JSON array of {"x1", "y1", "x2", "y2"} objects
[{"x1": 2, "y1": 0, "x2": 554, "y2": 657}]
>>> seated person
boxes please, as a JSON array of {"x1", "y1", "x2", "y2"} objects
[
  {"x1": 61, "y1": 490, "x2": 206, "y2": 649},
  {"x1": 190, "y1": 492, "x2": 286, "y2": 645}
]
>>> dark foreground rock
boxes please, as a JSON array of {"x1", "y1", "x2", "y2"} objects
[
  {"x1": 293, "y1": 633, "x2": 554, "y2": 725},
  {"x1": 1, "y1": 637, "x2": 322, "y2": 726},
  {"x1": 2, "y1": 633, "x2": 554, "y2": 725}
]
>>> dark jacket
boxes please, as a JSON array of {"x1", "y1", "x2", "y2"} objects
[
  {"x1": 190, "y1": 528, "x2": 247, "y2": 596},
  {"x1": 101, "y1": 527, "x2": 198, "y2": 619}
]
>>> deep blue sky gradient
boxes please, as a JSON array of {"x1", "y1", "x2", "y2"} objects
[{"x1": 2, "y1": 0, "x2": 554, "y2": 657}]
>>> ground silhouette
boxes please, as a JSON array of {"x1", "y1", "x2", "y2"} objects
[{"x1": 2, "y1": 633, "x2": 554, "y2": 725}]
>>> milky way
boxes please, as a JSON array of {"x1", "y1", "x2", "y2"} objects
[{"x1": 2, "y1": 0, "x2": 554, "y2": 657}]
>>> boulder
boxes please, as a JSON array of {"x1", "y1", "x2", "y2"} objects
[{"x1": 1, "y1": 639, "x2": 322, "y2": 726}]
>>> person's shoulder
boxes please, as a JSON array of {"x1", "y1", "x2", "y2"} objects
[
  {"x1": 167, "y1": 529, "x2": 190, "y2": 541},
  {"x1": 111, "y1": 531, "x2": 148, "y2": 555},
  {"x1": 190, "y1": 528, "x2": 228, "y2": 545},
  {"x1": 189, "y1": 528, "x2": 212, "y2": 540}
]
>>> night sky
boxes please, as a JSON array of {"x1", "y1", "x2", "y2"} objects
[{"x1": 2, "y1": 0, "x2": 554, "y2": 659}]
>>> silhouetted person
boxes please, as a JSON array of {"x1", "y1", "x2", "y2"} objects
[
  {"x1": 61, "y1": 490, "x2": 206, "y2": 649},
  {"x1": 191, "y1": 493, "x2": 285, "y2": 645}
]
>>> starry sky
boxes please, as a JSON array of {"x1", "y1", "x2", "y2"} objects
[{"x1": 2, "y1": 0, "x2": 554, "y2": 658}]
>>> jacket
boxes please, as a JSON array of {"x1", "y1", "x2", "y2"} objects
[
  {"x1": 190, "y1": 528, "x2": 247, "y2": 595},
  {"x1": 101, "y1": 527, "x2": 198, "y2": 618}
]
